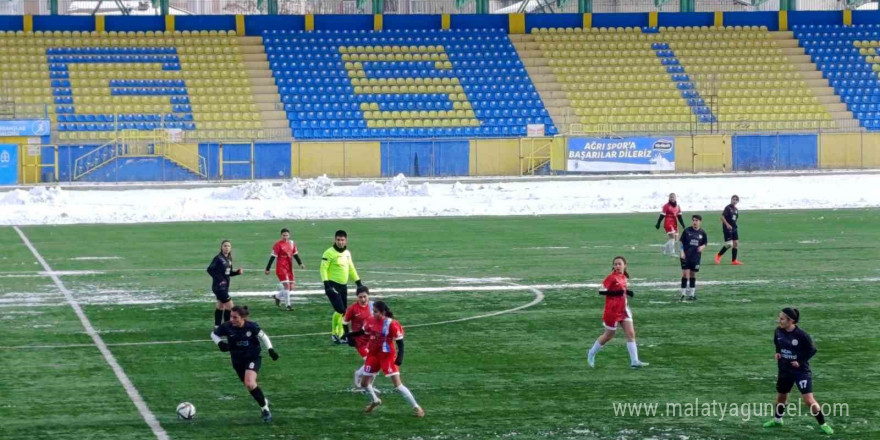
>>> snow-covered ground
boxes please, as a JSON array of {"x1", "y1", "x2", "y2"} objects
[{"x1": 1, "y1": 173, "x2": 879, "y2": 225}]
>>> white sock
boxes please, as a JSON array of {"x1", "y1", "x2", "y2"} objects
[
  {"x1": 588, "y1": 340, "x2": 603, "y2": 357},
  {"x1": 680, "y1": 287, "x2": 687, "y2": 297},
  {"x1": 365, "y1": 383, "x2": 380, "y2": 403},
  {"x1": 283, "y1": 289, "x2": 291, "y2": 307},
  {"x1": 666, "y1": 239, "x2": 675, "y2": 254},
  {"x1": 688, "y1": 287, "x2": 695, "y2": 297},
  {"x1": 354, "y1": 366, "x2": 364, "y2": 388},
  {"x1": 396, "y1": 384, "x2": 419, "y2": 408},
  {"x1": 626, "y1": 341, "x2": 639, "y2": 364}
]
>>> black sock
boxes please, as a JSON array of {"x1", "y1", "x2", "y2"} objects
[
  {"x1": 223, "y1": 309, "x2": 231, "y2": 323},
  {"x1": 681, "y1": 277, "x2": 687, "y2": 288},
  {"x1": 732, "y1": 248, "x2": 738, "y2": 261},
  {"x1": 214, "y1": 309, "x2": 223, "y2": 327},
  {"x1": 249, "y1": 386, "x2": 267, "y2": 408},
  {"x1": 689, "y1": 277, "x2": 696, "y2": 288},
  {"x1": 775, "y1": 403, "x2": 785, "y2": 419},
  {"x1": 812, "y1": 406, "x2": 826, "y2": 425},
  {"x1": 718, "y1": 246, "x2": 728, "y2": 256}
]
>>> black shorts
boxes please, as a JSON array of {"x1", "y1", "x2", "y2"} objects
[
  {"x1": 232, "y1": 356, "x2": 262, "y2": 381},
  {"x1": 213, "y1": 287, "x2": 231, "y2": 304},
  {"x1": 325, "y1": 281, "x2": 348, "y2": 314},
  {"x1": 776, "y1": 370, "x2": 812, "y2": 394},
  {"x1": 723, "y1": 227, "x2": 739, "y2": 242},
  {"x1": 680, "y1": 254, "x2": 701, "y2": 272}
]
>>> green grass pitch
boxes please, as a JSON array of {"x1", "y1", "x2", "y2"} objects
[{"x1": 1, "y1": 210, "x2": 879, "y2": 439}]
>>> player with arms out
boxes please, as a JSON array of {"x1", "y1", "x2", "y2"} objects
[
  {"x1": 586, "y1": 256, "x2": 648, "y2": 369},
  {"x1": 352, "y1": 301, "x2": 425, "y2": 417},
  {"x1": 320, "y1": 230, "x2": 364, "y2": 344},
  {"x1": 655, "y1": 193, "x2": 686, "y2": 256},
  {"x1": 211, "y1": 305, "x2": 280, "y2": 422},
  {"x1": 679, "y1": 215, "x2": 707, "y2": 302},
  {"x1": 715, "y1": 195, "x2": 743, "y2": 265},
  {"x1": 763, "y1": 308, "x2": 833, "y2": 435},
  {"x1": 343, "y1": 285, "x2": 374, "y2": 390},
  {"x1": 207, "y1": 240, "x2": 243, "y2": 328},
  {"x1": 265, "y1": 228, "x2": 305, "y2": 311}
]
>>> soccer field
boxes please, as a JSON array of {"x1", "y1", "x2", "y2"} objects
[{"x1": 1, "y1": 210, "x2": 879, "y2": 440}]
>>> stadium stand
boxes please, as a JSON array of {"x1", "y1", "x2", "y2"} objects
[
  {"x1": 263, "y1": 28, "x2": 557, "y2": 139},
  {"x1": 795, "y1": 24, "x2": 880, "y2": 131}
]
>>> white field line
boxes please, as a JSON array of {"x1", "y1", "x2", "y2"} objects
[{"x1": 12, "y1": 227, "x2": 168, "y2": 440}]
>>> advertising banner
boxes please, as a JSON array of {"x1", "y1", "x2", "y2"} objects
[{"x1": 567, "y1": 137, "x2": 675, "y2": 172}]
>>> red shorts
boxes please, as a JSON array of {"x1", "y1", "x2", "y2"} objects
[
  {"x1": 602, "y1": 300, "x2": 632, "y2": 331},
  {"x1": 363, "y1": 352, "x2": 399, "y2": 377},
  {"x1": 355, "y1": 339, "x2": 369, "y2": 358},
  {"x1": 276, "y1": 267, "x2": 294, "y2": 283},
  {"x1": 663, "y1": 218, "x2": 678, "y2": 234}
]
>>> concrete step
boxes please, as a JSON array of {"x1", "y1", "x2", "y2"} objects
[
  {"x1": 247, "y1": 69, "x2": 274, "y2": 79},
  {"x1": 799, "y1": 70, "x2": 823, "y2": 79},
  {"x1": 249, "y1": 77, "x2": 276, "y2": 87},
  {"x1": 771, "y1": 31, "x2": 795, "y2": 39},
  {"x1": 523, "y1": 58, "x2": 549, "y2": 67},
  {"x1": 254, "y1": 94, "x2": 281, "y2": 103},
  {"x1": 825, "y1": 103, "x2": 848, "y2": 112},
  {"x1": 508, "y1": 34, "x2": 535, "y2": 42},
  {"x1": 244, "y1": 53, "x2": 268, "y2": 62},
  {"x1": 806, "y1": 78, "x2": 830, "y2": 88},
  {"x1": 775, "y1": 39, "x2": 801, "y2": 49},
  {"x1": 788, "y1": 54, "x2": 812, "y2": 64},
  {"x1": 245, "y1": 61, "x2": 271, "y2": 70},
  {"x1": 817, "y1": 94, "x2": 841, "y2": 102},
  {"x1": 239, "y1": 36, "x2": 264, "y2": 45},
  {"x1": 260, "y1": 110, "x2": 287, "y2": 120},
  {"x1": 252, "y1": 85, "x2": 278, "y2": 94},
  {"x1": 780, "y1": 46, "x2": 805, "y2": 55},
  {"x1": 240, "y1": 45, "x2": 265, "y2": 54},
  {"x1": 517, "y1": 49, "x2": 543, "y2": 58},
  {"x1": 257, "y1": 102, "x2": 283, "y2": 111},
  {"x1": 262, "y1": 119, "x2": 289, "y2": 129}
]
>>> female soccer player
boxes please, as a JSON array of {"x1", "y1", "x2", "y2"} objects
[
  {"x1": 715, "y1": 194, "x2": 743, "y2": 265},
  {"x1": 586, "y1": 256, "x2": 648, "y2": 369},
  {"x1": 211, "y1": 305, "x2": 280, "y2": 422},
  {"x1": 265, "y1": 228, "x2": 305, "y2": 311},
  {"x1": 207, "y1": 240, "x2": 243, "y2": 328},
  {"x1": 343, "y1": 285, "x2": 373, "y2": 389},
  {"x1": 679, "y1": 215, "x2": 707, "y2": 301},
  {"x1": 655, "y1": 193, "x2": 685, "y2": 256},
  {"x1": 355, "y1": 301, "x2": 425, "y2": 417},
  {"x1": 763, "y1": 308, "x2": 833, "y2": 435}
]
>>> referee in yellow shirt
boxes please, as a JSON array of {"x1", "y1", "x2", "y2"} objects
[{"x1": 320, "y1": 230, "x2": 363, "y2": 344}]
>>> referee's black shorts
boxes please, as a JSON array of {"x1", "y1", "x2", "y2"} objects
[{"x1": 325, "y1": 281, "x2": 348, "y2": 314}]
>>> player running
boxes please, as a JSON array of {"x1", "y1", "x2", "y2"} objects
[
  {"x1": 211, "y1": 305, "x2": 280, "y2": 422},
  {"x1": 655, "y1": 193, "x2": 686, "y2": 256},
  {"x1": 207, "y1": 240, "x2": 243, "y2": 328},
  {"x1": 763, "y1": 308, "x2": 834, "y2": 435},
  {"x1": 265, "y1": 228, "x2": 305, "y2": 311},
  {"x1": 320, "y1": 230, "x2": 364, "y2": 344},
  {"x1": 343, "y1": 285, "x2": 374, "y2": 390},
  {"x1": 715, "y1": 195, "x2": 743, "y2": 265},
  {"x1": 586, "y1": 256, "x2": 648, "y2": 369},
  {"x1": 679, "y1": 215, "x2": 707, "y2": 302},
  {"x1": 353, "y1": 301, "x2": 425, "y2": 417}
]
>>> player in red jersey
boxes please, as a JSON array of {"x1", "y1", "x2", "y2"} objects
[
  {"x1": 655, "y1": 193, "x2": 686, "y2": 256},
  {"x1": 264, "y1": 228, "x2": 304, "y2": 311},
  {"x1": 351, "y1": 301, "x2": 424, "y2": 417},
  {"x1": 343, "y1": 285, "x2": 373, "y2": 389},
  {"x1": 586, "y1": 256, "x2": 649, "y2": 369}
]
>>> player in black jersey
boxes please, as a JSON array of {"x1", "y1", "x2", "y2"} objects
[
  {"x1": 715, "y1": 195, "x2": 743, "y2": 265},
  {"x1": 207, "y1": 240, "x2": 243, "y2": 328},
  {"x1": 679, "y1": 215, "x2": 707, "y2": 301},
  {"x1": 211, "y1": 305, "x2": 280, "y2": 422},
  {"x1": 763, "y1": 308, "x2": 834, "y2": 435}
]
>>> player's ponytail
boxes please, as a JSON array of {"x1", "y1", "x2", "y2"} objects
[
  {"x1": 373, "y1": 301, "x2": 394, "y2": 318},
  {"x1": 231, "y1": 305, "x2": 249, "y2": 318},
  {"x1": 612, "y1": 256, "x2": 630, "y2": 279}
]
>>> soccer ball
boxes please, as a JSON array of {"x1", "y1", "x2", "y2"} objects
[{"x1": 176, "y1": 402, "x2": 196, "y2": 420}]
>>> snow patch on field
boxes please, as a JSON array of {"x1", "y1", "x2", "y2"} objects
[{"x1": 2, "y1": 173, "x2": 878, "y2": 225}]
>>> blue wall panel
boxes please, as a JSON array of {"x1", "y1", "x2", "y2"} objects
[
  {"x1": 199, "y1": 143, "x2": 221, "y2": 179},
  {"x1": 853, "y1": 10, "x2": 880, "y2": 25},
  {"x1": 0, "y1": 15, "x2": 23, "y2": 32},
  {"x1": 314, "y1": 15, "x2": 373, "y2": 31},
  {"x1": 105, "y1": 16, "x2": 165, "y2": 32},
  {"x1": 175, "y1": 15, "x2": 236, "y2": 31},
  {"x1": 592, "y1": 13, "x2": 648, "y2": 29},
  {"x1": 221, "y1": 143, "x2": 252, "y2": 180},
  {"x1": 723, "y1": 11, "x2": 777, "y2": 31},
  {"x1": 255, "y1": 142, "x2": 292, "y2": 179},
  {"x1": 788, "y1": 11, "x2": 841, "y2": 28},
  {"x1": 525, "y1": 13, "x2": 582, "y2": 32},
  {"x1": 79, "y1": 157, "x2": 201, "y2": 182},
  {"x1": 380, "y1": 141, "x2": 469, "y2": 177},
  {"x1": 658, "y1": 12, "x2": 714, "y2": 27},
  {"x1": 33, "y1": 16, "x2": 94, "y2": 32},
  {"x1": 385, "y1": 14, "x2": 442, "y2": 30},
  {"x1": 732, "y1": 134, "x2": 817, "y2": 171},
  {"x1": 245, "y1": 15, "x2": 305, "y2": 35},
  {"x1": 450, "y1": 14, "x2": 509, "y2": 32}
]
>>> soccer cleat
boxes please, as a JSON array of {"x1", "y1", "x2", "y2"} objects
[
  {"x1": 731, "y1": 260, "x2": 743, "y2": 266},
  {"x1": 414, "y1": 406, "x2": 425, "y2": 418},
  {"x1": 339, "y1": 336, "x2": 349, "y2": 345},
  {"x1": 587, "y1": 350, "x2": 596, "y2": 368},
  {"x1": 261, "y1": 399, "x2": 272, "y2": 422},
  {"x1": 286, "y1": 305, "x2": 293, "y2": 311},
  {"x1": 331, "y1": 334, "x2": 342, "y2": 344},
  {"x1": 714, "y1": 254, "x2": 722, "y2": 265},
  {"x1": 820, "y1": 423, "x2": 834, "y2": 435},
  {"x1": 272, "y1": 295, "x2": 281, "y2": 308},
  {"x1": 763, "y1": 419, "x2": 783, "y2": 428},
  {"x1": 364, "y1": 399, "x2": 382, "y2": 414},
  {"x1": 630, "y1": 361, "x2": 649, "y2": 369}
]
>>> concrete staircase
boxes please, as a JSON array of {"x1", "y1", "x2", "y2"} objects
[
  {"x1": 509, "y1": 34, "x2": 573, "y2": 133},
  {"x1": 771, "y1": 31, "x2": 859, "y2": 131},
  {"x1": 239, "y1": 36, "x2": 291, "y2": 140}
]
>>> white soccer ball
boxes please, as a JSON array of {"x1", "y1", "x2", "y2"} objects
[{"x1": 176, "y1": 402, "x2": 196, "y2": 420}]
